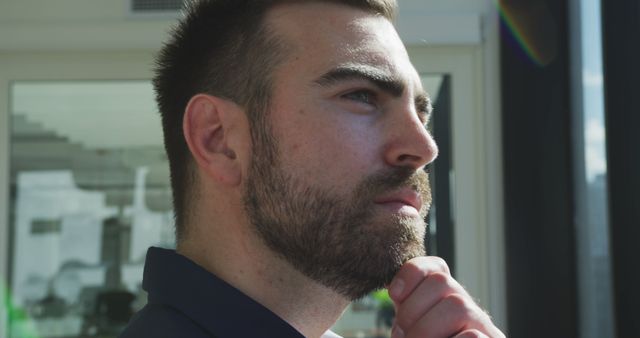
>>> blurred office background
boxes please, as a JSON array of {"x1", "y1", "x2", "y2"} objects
[{"x1": 0, "y1": 0, "x2": 637, "y2": 337}]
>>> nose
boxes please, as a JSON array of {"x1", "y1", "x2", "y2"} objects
[{"x1": 383, "y1": 110, "x2": 438, "y2": 170}]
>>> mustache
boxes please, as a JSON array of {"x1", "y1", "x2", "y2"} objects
[{"x1": 358, "y1": 166, "x2": 432, "y2": 208}]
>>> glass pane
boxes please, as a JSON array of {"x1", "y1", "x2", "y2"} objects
[
  {"x1": 8, "y1": 81, "x2": 173, "y2": 337},
  {"x1": 331, "y1": 74, "x2": 451, "y2": 338},
  {"x1": 572, "y1": 0, "x2": 615, "y2": 337}
]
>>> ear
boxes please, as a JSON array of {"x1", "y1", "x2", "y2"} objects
[{"x1": 183, "y1": 94, "x2": 244, "y2": 187}]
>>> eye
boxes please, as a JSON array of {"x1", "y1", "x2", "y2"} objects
[
  {"x1": 415, "y1": 96, "x2": 432, "y2": 127},
  {"x1": 342, "y1": 90, "x2": 377, "y2": 105},
  {"x1": 418, "y1": 111, "x2": 431, "y2": 127}
]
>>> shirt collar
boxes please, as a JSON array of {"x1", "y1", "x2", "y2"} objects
[{"x1": 142, "y1": 247, "x2": 306, "y2": 338}]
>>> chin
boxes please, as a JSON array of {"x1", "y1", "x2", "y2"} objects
[{"x1": 346, "y1": 218, "x2": 427, "y2": 297}]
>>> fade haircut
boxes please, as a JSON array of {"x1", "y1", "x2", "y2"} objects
[{"x1": 154, "y1": 0, "x2": 397, "y2": 240}]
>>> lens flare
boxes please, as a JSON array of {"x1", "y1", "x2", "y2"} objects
[{"x1": 496, "y1": 0, "x2": 558, "y2": 67}]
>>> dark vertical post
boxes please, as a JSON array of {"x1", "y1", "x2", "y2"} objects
[
  {"x1": 601, "y1": 0, "x2": 640, "y2": 335},
  {"x1": 500, "y1": 0, "x2": 578, "y2": 336},
  {"x1": 430, "y1": 76, "x2": 454, "y2": 275}
]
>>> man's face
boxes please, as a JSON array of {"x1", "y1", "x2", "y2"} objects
[{"x1": 243, "y1": 3, "x2": 438, "y2": 300}]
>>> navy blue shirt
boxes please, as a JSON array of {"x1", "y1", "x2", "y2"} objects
[{"x1": 119, "y1": 247, "x2": 306, "y2": 338}]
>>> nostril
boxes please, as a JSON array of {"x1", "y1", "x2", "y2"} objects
[
  {"x1": 397, "y1": 154, "x2": 412, "y2": 163},
  {"x1": 396, "y1": 153, "x2": 421, "y2": 166}
]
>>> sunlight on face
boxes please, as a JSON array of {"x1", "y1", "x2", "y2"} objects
[{"x1": 243, "y1": 3, "x2": 434, "y2": 300}]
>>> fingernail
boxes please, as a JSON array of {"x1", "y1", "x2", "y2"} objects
[
  {"x1": 389, "y1": 278, "x2": 405, "y2": 299},
  {"x1": 391, "y1": 325, "x2": 404, "y2": 338}
]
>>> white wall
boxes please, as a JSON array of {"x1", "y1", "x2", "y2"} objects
[
  {"x1": 0, "y1": 0, "x2": 125, "y2": 21},
  {"x1": 0, "y1": 0, "x2": 174, "y2": 51},
  {"x1": 0, "y1": 0, "x2": 494, "y2": 51},
  {"x1": 400, "y1": 0, "x2": 488, "y2": 13},
  {"x1": 0, "y1": 0, "x2": 490, "y2": 21}
]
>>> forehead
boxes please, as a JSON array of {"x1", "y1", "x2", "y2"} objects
[{"x1": 264, "y1": 2, "x2": 422, "y2": 91}]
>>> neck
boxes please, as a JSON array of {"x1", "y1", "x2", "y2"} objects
[{"x1": 177, "y1": 218, "x2": 349, "y2": 338}]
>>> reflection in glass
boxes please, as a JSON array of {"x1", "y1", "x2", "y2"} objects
[
  {"x1": 571, "y1": 0, "x2": 615, "y2": 337},
  {"x1": 9, "y1": 81, "x2": 173, "y2": 337}
]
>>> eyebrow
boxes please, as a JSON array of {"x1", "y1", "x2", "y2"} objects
[
  {"x1": 313, "y1": 64, "x2": 433, "y2": 115},
  {"x1": 314, "y1": 64, "x2": 405, "y2": 97}
]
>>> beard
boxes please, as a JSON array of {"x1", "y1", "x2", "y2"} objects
[{"x1": 243, "y1": 124, "x2": 432, "y2": 300}]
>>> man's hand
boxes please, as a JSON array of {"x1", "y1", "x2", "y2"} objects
[{"x1": 387, "y1": 257, "x2": 505, "y2": 338}]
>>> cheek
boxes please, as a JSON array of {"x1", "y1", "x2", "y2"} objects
[
  {"x1": 271, "y1": 97, "x2": 386, "y2": 183},
  {"x1": 284, "y1": 119, "x2": 381, "y2": 185}
]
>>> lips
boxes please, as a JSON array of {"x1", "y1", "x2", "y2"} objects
[{"x1": 373, "y1": 188, "x2": 423, "y2": 212}]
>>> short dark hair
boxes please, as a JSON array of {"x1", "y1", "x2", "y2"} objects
[{"x1": 153, "y1": 0, "x2": 397, "y2": 240}]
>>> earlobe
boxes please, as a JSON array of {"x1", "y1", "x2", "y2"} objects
[{"x1": 183, "y1": 94, "x2": 242, "y2": 186}]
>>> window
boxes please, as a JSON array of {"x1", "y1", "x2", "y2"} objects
[{"x1": 8, "y1": 81, "x2": 173, "y2": 337}]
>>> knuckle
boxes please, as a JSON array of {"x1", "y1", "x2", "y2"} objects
[
  {"x1": 456, "y1": 329, "x2": 485, "y2": 338},
  {"x1": 403, "y1": 256, "x2": 451, "y2": 279},
  {"x1": 429, "y1": 256, "x2": 451, "y2": 274},
  {"x1": 406, "y1": 318, "x2": 434, "y2": 338},
  {"x1": 395, "y1": 307, "x2": 422, "y2": 331},
  {"x1": 428, "y1": 271, "x2": 450, "y2": 285},
  {"x1": 444, "y1": 293, "x2": 472, "y2": 313},
  {"x1": 394, "y1": 311, "x2": 412, "y2": 330},
  {"x1": 405, "y1": 260, "x2": 427, "y2": 276},
  {"x1": 490, "y1": 327, "x2": 507, "y2": 338}
]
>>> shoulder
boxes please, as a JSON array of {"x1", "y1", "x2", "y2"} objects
[{"x1": 119, "y1": 303, "x2": 213, "y2": 338}]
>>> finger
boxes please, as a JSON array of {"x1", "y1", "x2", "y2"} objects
[
  {"x1": 454, "y1": 329, "x2": 489, "y2": 338},
  {"x1": 394, "y1": 271, "x2": 468, "y2": 330},
  {"x1": 404, "y1": 293, "x2": 492, "y2": 338},
  {"x1": 388, "y1": 256, "x2": 450, "y2": 303}
]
